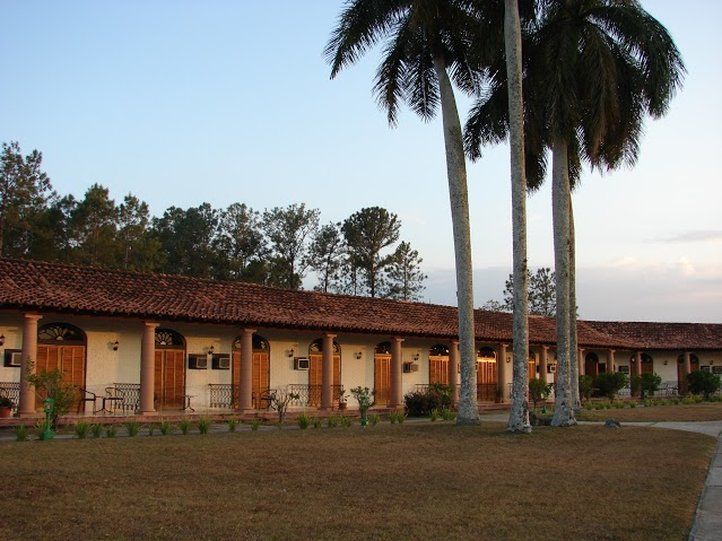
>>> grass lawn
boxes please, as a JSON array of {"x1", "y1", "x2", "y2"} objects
[
  {"x1": 0, "y1": 423, "x2": 715, "y2": 540},
  {"x1": 577, "y1": 402, "x2": 722, "y2": 422}
]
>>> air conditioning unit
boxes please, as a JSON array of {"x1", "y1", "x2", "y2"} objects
[
  {"x1": 4, "y1": 349, "x2": 22, "y2": 367},
  {"x1": 188, "y1": 354, "x2": 208, "y2": 370},
  {"x1": 212, "y1": 354, "x2": 230, "y2": 370},
  {"x1": 403, "y1": 362, "x2": 419, "y2": 373},
  {"x1": 294, "y1": 357, "x2": 310, "y2": 370}
]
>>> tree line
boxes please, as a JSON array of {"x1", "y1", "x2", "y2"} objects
[{"x1": 0, "y1": 141, "x2": 426, "y2": 300}]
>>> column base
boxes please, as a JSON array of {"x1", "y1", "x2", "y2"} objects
[
  {"x1": 140, "y1": 410, "x2": 158, "y2": 417},
  {"x1": 18, "y1": 412, "x2": 41, "y2": 419}
]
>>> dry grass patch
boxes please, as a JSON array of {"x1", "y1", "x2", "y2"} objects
[
  {"x1": 0, "y1": 424, "x2": 714, "y2": 540},
  {"x1": 578, "y1": 402, "x2": 722, "y2": 422}
]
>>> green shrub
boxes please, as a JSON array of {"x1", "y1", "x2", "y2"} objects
[
  {"x1": 368, "y1": 413, "x2": 380, "y2": 426},
  {"x1": 159, "y1": 421, "x2": 173, "y2": 435},
  {"x1": 594, "y1": 372, "x2": 629, "y2": 402},
  {"x1": 74, "y1": 422, "x2": 90, "y2": 439},
  {"x1": 26, "y1": 367, "x2": 76, "y2": 429},
  {"x1": 326, "y1": 415, "x2": 339, "y2": 428},
  {"x1": 687, "y1": 370, "x2": 721, "y2": 399},
  {"x1": 297, "y1": 413, "x2": 310, "y2": 430},
  {"x1": 440, "y1": 408, "x2": 456, "y2": 421},
  {"x1": 578, "y1": 375, "x2": 594, "y2": 403},
  {"x1": 125, "y1": 421, "x2": 140, "y2": 437},
  {"x1": 639, "y1": 373, "x2": 662, "y2": 399},
  {"x1": 147, "y1": 424, "x2": 156, "y2": 436},
  {"x1": 14, "y1": 425, "x2": 28, "y2": 442},
  {"x1": 249, "y1": 418, "x2": 262, "y2": 431},
  {"x1": 613, "y1": 402, "x2": 624, "y2": 409},
  {"x1": 349, "y1": 386, "x2": 375, "y2": 423},
  {"x1": 629, "y1": 401, "x2": 637, "y2": 408},
  {"x1": 389, "y1": 410, "x2": 406, "y2": 424},
  {"x1": 105, "y1": 425, "x2": 117, "y2": 438},
  {"x1": 179, "y1": 419, "x2": 191, "y2": 435},
  {"x1": 404, "y1": 383, "x2": 453, "y2": 417},
  {"x1": 312, "y1": 417, "x2": 322, "y2": 429},
  {"x1": 227, "y1": 418, "x2": 239, "y2": 432},
  {"x1": 197, "y1": 418, "x2": 211, "y2": 435},
  {"x1": 340, "y1": 416, "x2": 352, "y2": 428},
  {"x1": 642, "y1": 399, "x2": 653, "y2": 407},
  {"x1": 429, "y1": 408, "x2": 439, "y2": 422},
  {"x1": 629, "y1": 375, "x2": 642, "y2": 398},
  {"x1": 91, "y1": 424, "x2": 103, "y2": 438}
]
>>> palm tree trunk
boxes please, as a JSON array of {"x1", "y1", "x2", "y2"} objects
[
  {"x1": 433, "y1": 56, "x2": 479, "y2": 425},
  {"x1": 504, "y1": 0, "x2": 531, "y2": 433},
  {"x1": 551, "y1": 140, "x2": 576, "y2": 427},
  {"x1": 569, "y1": 194, "x2": 580, "y2": 410}
]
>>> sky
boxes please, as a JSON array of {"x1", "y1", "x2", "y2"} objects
[{"x1": 1, "y1": 1, "x2": 721, "y2": 323}]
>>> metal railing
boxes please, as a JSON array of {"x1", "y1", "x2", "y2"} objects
[
  {"x1": 111, "y1": 383, "x2": 140, "y2": 413},
  {"x1": 286, "y1": 384, "x2": 343, "y2": 407},
  {"x1": 208, "y1": 384, "x2": 234, "y2": 408},
  {"x1": 0, "y1": 382, "x2": 20, "y2": 412}
]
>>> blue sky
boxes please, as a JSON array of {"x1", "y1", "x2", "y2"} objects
[{"x1": 2, "y1": 1, "x2": 721, "y2": 322}]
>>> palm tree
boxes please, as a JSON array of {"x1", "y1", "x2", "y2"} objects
[
  {"x1": 466, "y1": 0, "x2": 684, "y2": 426},
  {"x1": 503, "y1": 0, "x2": 531, "y2": 433},
  {"x1": 325, "y1": 1, "x2": 487, "y2": 424}
]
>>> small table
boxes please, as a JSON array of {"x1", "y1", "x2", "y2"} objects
[
  {"x1": 183, "y1": 395, "x2": 195, "y2": 413},
  {"x1": 97, "y1": 387, "x2": 123, "y2": 414}
]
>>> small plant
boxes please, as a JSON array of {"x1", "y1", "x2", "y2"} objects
[
  {"x1": 578, "y1": 375, "x2": 594, "y2": 403},
  {"x1": 613, "y1": 402, "x2": 624, "y2": 409},
  {"x1": 14, "y1": 425, "x2": 28, "y2": 442},
  {"x1": 639, "y1": 372, "x2": 662, "y2": 399},
  {"x1": 159, "y1": 421, "x2": 173, "y2": 435},
  {"x1": 105, "y1": 424, "x2": 117, "y2": 438},
  {"x1": 179, "y1": 419, "x2": 191, "y2": 435},
  {"x1": 26, "y1": 366, "x2": 76, "y2": 429},
  {"x1": 530, "y1": 378, "x2": 554, "y2": 410},
  {"x1": 197, "y1": 418, "x2": 211, "y2": 435},
  {"x1": 349, "y1": 386, "x2": 374, "y2": 425},
  {"x1": 389, "y1": 410, "x2": 406, "y2": 424},
  {"x1": 326, "y1": 415, "x2": 339, "y2": 428},
  {"x1": 440, "y1": 407, "x2": 456, "y2": 421},
  {"x1": 429, "y1": 408, "x2": 439, "y2": 422},
  {"x1": 147, "y1": 424, "x2": 156, "y2": 436},
  {"x1": 266, "y1": 389, "x2": 300, "y2": 425},
  {"x1": 249, "y1": 418, "x2": 262, "y2": 431},
  {"x1": 74, "y1": 422, "x2": 90, "y2": 439},
  {"x1": 340, "y1": 416, "x2": 352, "y2": 428},
  {"x1": 91, "y1": 424, "x2": 103, "y2": 438},
  {"x1": 629, "y1": 401, "x2": 637, "y2": 408},
  {"x1": 312, "y1": 417, "x2": 323, "y2": 429},
  {"x1": 125, "y1": 421, "x2": 140, "y2": 437},
  {"x1": 297, "y1": 413, "x2": 311, "y2": 430},
  {"x1": 227, "y1": 418, "x2": 239, "y2": 432},
  {"x1": 368, "y1": 413, "x2": 380, "y2": 426}
]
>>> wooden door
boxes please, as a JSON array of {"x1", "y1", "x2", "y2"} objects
[
  {"x1": 154, "y1": 349, "x2": 185, "y2": 410},
  {"x1": 308, "y1": 354, "x2": 341, "y2": 406},
  {"x1": 677, "y1": 357, "x2": 700, "y2": 385},
  {"x1": 374, "y1": 354, "x2": 391, "y2": 406},
  {"x1": 232, "y1": 350, "x2": 271, "y2": 409},
  {"x1": 528, "y1": 356, "x2": 538, "y2": 381},
  {"x1": 585, "y1": 357, "x2": 599, "y2": 378},
  {"x1": 476, "y1": 359, "x2": 497, "y2": 402},
  {"x1": 641, "y1": 356, "x2": 654, "y2": 375},
  {"x1": 35, "y1": 345, "x2": 85, "y2": 411},
  {"x1": 429, "y1": 355, "x2": 449, "y2": 385}
]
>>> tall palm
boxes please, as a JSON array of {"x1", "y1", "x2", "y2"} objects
[
  {"x1": 503, "y1": 0, "x2": 532, "y2": 433},
  {"x1": 466, "y1": 0, "x2": 684, "y2": 425},
  {"x1": 325, "y1": 0, "x2": 487, "y2": 424}
]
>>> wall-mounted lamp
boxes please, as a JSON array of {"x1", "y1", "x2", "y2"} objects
[
  {"x1": 506, "y1": 355, "x2": 511, "y2": 364},
  {"x1": 112, "y1": 340, "x2": 119, "y2": 351},
  {"x1": 0, "y1": 334, "x2": 5, "y2": 347},
  {"x1": 287, "y1": 348, "x2": 295, "y2": 358},
  {"x1": 664, "y1": 359, "x2": 668, "y2": 365},
  {"x1": 354, "y1": 351, "x2": 362, "y2": 360},
  {"x1": 208, "y1": 345, "x2": 215, "y2": 355},
  {"x1": 412, "y1": 353, "x2": 420, "y2": 362}
]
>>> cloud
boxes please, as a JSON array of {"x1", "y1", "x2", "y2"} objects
[{"x1": 654, "y1": 230, "x2": 722, "y2": 244}]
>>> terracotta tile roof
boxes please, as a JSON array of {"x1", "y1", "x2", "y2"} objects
[
  {"x1": 584, "y1": 320, "x2": 722, "y2": 351},
  {"x1": 0, "y1": 258, "x2": 717, "y2": 350}
]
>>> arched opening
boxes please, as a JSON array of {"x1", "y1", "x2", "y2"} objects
[
  {"x1": 641, "y1": 353, "x2": 654, "y2": 374},
  {"x1": 585, "y1": 352, "x2": 601, "y2": 378},
  {"x1": 154, "y1": 328, "x2": 186, "y2": 410},
  {"x1": 308, "y1": 338, "x2": 342, "y2": 407},
  {"x1": 232, "y1": 334, "x2": 270, "y2": 409},
  {"x1": 476, "y1": 347, "x2": 496, "y2": 402},
  {"x1": 429, "y1": 344, "x2": 450, "y2": 385},
  {"x1": 374, "y1": 341, "x2": 392, "y2": 406},
  {"x1": 677, "y1": 353, "x2": 700, "y2": 383},
  {"x1": 36, "y1": 323, "x2": 87, "y2": 412}
]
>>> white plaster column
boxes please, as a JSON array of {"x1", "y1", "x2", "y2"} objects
[
  {"x1": 389, "y1": 337, "x2": 404, "y2": 410},
  {"x1": 321, "y1": 332, "x2": 336, "y2": 410},
  {"x1": 496, "y1": 343, "x2": 508, "y2": 402},
  {"x1": 539, "y1": 346, "x2": 548, "y2": 384},
  {"x1": 18, "y1": 313, "x2": 42, "y2": 417},
  {"x1": 239, "y1": 328, "x2": 255, "y2": 411},
  {"x1": 578, "y1": 348, "x2": 585, "y2": 376},
  {"x1": 139, "y1": 321, "x2": 158, "y2": 415},
  {"x1": 608, "y1": 349, "x2": 616, "y2": 373}
]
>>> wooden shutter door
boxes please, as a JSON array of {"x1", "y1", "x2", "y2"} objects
[
  {"x1": 252, "y1": 352, "x2": 270, "y2": 409},
  {"x1": 374, "y1": 355, "x2": 390, "y2": 405},
  {"x1": 429, "y1": 356, "x2": 448, "y2": 385}
]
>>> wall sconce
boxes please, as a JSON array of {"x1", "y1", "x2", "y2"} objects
[
  {"x1": 664, "y1": 359, "x2": 668, "y2": 365},
  {"x1": 354, "y1": 351, "x2": 362, "y2": 360},
  {"x1": 287, "y1": 348, "x2": 295, "y2": 358},
  {"x1": 0, "y1": 334, "x2": 5, "y2": 347},
  {"x1": 412, "y1": 353, "x2": 420, "y2": 361},
  {"x1": 112, "y1": 340, "x2": 119, "y2": 351},
  {"x1": 208, "y1": 345, "x2": 215, "y2": 355},
  {"x1": 506, "y1": 355, "x2": 511, "y2": 363}
]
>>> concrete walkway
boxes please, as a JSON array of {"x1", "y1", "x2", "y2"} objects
[{"x1": 690, "y1": 437, "x2": 722, "y2": 541}]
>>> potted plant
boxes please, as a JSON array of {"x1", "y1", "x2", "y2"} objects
[
  {"x1": 350, "y1": 386, "x2": 374, "y2": 426},
  {"x1": 0, "y1": 396, "x2": 14, "y2": 418},
  {"x1": 337, "y1": 387, "x2": 347, "y2": 411}
]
